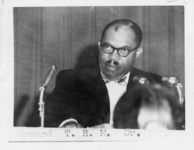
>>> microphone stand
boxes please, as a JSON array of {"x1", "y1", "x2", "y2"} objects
[
  {"x1": 162, "y1": 76, "x2": 184, "y2": 105},
  {"x1": 38, "y1": 65, "x2": 56, "y2": 128},
  {"x1": 39, "y1": 86, "x2": 46, "y2": 128}
]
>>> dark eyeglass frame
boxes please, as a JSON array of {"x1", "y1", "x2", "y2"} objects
[{"x1": 99, "y1": 42, "x2": 137, "y2": 57}]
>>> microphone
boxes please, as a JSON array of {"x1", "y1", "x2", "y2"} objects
[
  {"x1": 39, "y1": 65, "x2": 56, "y2": 127},
  {"x1": 41, "y1": 65, "x2": 56, "y2": 87},
  {"x1": 162, "y1": 76, "x2": 184, "y2": 105},
  {"x1": 133, "y1": 75, "x2": 149, "y2": 84}
]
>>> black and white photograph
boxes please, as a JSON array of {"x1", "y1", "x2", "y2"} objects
[
  {"x1": 14, "y1": 6, "x2": 185, "y2": 129},
  {"x1": 0, "y1": 0, "x2": 194, "y2": 149}
]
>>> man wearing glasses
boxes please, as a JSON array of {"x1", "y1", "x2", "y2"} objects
[{"x1": 45, "y1": 19, "x2": 162, "y2": 128}]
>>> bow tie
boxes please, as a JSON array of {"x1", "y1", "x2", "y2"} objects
[{"x1": 103, "y1": 76, "x2": 127, "y2": 85}]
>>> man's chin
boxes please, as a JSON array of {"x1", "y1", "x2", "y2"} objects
[{"x1": 102, "y1": 70, "x2": 120, "y2": 80}]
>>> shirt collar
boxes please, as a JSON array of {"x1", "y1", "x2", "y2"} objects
[{"x1": 101, "y1": 72, "x2": 130, "y2": 86}]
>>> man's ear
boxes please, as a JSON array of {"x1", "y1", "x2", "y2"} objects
[{"x1": 135, "y1": 47, "x2": 143, "y2": 58}]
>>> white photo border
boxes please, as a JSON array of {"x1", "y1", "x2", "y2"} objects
[{"x1": 1, "y1": 0, "x2": 194, "y2": 149}]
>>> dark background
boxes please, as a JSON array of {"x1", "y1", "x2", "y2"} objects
[{"x1": 14, "y1": 6, "x2": 184, "y2": 126}]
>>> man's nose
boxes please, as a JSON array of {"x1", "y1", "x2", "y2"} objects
[{"x1": 109, "y1": 49, "x2": 120, "y2": 60}]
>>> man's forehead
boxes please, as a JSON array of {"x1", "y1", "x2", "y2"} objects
[
  {"x1": 107, "y1": 24, "x2": 133, "y2": 34},
  {"x1": 102, "y1": 25, "x2": 137, "y2": 47}
]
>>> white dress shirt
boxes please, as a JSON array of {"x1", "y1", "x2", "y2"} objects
[{"x1": 101, "y1": 73, "x2": 130, "y2": 125}]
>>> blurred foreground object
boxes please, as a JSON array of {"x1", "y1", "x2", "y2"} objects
[{"x1": 114, "y1": 76, "x2": 185, "y2": 130}]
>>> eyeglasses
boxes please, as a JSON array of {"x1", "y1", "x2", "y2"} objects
[{"x1": 100, "y1": 42, "x2": 137, "y2": 57}]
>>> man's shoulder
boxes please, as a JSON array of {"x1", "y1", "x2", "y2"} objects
[
  {"x1": 55, "y1": 69, "x2": 76, "y2": 83},
  {"x1": 57, "y1": 69, "x2": 76, "y2": 77},
  {"x1": 57, "y1": 67, "x2": 100, "y2": 80}
]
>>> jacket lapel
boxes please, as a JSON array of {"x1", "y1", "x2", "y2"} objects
[{"x1": 76, "y1": 67, "x2": 110, "y2": 126}]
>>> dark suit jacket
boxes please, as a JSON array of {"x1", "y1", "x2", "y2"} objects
[{"x1": 44, "y1": 67, "x2": 162, "y2": 128}]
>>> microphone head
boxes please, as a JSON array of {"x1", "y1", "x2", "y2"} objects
[
  {"x1": 162, "y1": 76, "x2": 179, "y2": 85},
  {"x1": 51, "y1": 65, "x2": 56, "y2": 70},
  {"x1": 41, "y1": 64, "x2": 56, "y2": 88},
  {"x1": 133, "y1": 75, "x2": 149, "y2": 85}
]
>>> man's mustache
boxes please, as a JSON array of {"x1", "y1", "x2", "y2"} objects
[{"x1": 105, "y1": 60, "x2": 119, "y2": 66}]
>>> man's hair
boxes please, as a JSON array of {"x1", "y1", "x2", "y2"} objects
[{"x1": 100, "y1": 19, "x2": 143, "y2": 49}]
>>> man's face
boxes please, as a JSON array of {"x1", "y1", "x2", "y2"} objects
[{"x1": 99, "y1": 25, "x2": 138, "y2": 80}]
